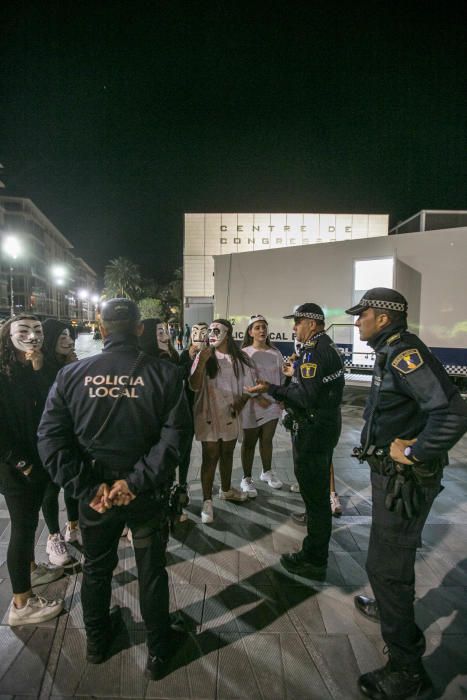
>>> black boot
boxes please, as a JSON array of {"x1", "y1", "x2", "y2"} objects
[
  {"x1": 145, "y1": 628, "x2": 189, "y2": 681},
  {"x1": 86, "y1": 607, "x2": 123, "y2": 664},
  {"x1": 359, "y1": 659, "x2": 433, "y2": 699},
  {"x1": 280, "y1": 551, "x2": 327, "y2": 579},
  {"x1": 354, "y1": 594, "x2": 380, "y2": 622}
]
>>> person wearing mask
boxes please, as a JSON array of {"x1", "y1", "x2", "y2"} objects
[
  {"x1": 139, "y1": 318, "x2": 179, "y2": 364},
  {"x1": 239, "y1": 315, "x2": 283, "y2": 497},
  {"x1": 37, "y1": 299, "x2": 191, "y2": 679},
  {"x1": 0, "y1": 315, "x2": 64, "y2": 626},
  {"x1": 190, "y1": 319, "x2": 255, "y2": 523},
  {"x1": 41, "y1": 319, "x2": 81, "y2": 564}
]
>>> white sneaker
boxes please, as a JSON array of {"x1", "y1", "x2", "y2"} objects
[
  {"x1": 330, "y1": 491, "x2": 342, "y2": 516},
  {"x1": 218, "y1": 487, "x2": 248, "y2": 502},
  {"x1": 64, "y1": 523, "x2": 81, "y2": 544},
  {"x1": 8, "y1": 595, "x2": 64, "y2": 626},
  {"x1": 290, "y1": 483, "x2": 300, "y2": 493},
  {"x1": 31, "y1": 563, "x2": 64, "y2": 588},
  {"x1": 201, "y1": 499, "x2": 214, "y2": 524},
  {"x1": 260, "y1": 470, "x2": 283, "y2": 489},
  {"x1": 46, "y1": 533, "x2": 73, "y2": 566},
  {"x1": 127, "y1": 528, "x2": 133, "y2": 544},
  {"x1": 240, "y1": 477, "x2": 258, "y2": 498}
]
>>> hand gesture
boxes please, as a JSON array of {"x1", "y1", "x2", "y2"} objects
[
  {"x1": 25, "y1": 349, "x2": 44, "y2": 370},
  {"x1": 244, "y1": 380, "x2": 270, "y2": 395},
  {"x1": 89, "y1": 483, "x2": 112, "y2": 513},
  {"x1": 109, "y1": 479, "x2": 136, "y2": 506},
  {"x1": 282, "y1": 360, "x2": 295, "y2": 377}
]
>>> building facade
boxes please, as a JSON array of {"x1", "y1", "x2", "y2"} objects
[{"x1": 0, "y1": 196, "x2": 97, "y2": 321}]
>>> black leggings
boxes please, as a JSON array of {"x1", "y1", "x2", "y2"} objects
[
  {"x1": 42, "y1": 481, "x2": 80, "y2": 534},
  {"x1": 4, "y1": 477, "x2": 48, "y2": 593}
]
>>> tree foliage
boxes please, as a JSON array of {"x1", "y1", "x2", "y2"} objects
[
  {"x1": 103, "y1": 257, "x2": 142, "y2": 300},
  {"x1": 138, "y1": 297, "x2": 163, "y2": 320}
]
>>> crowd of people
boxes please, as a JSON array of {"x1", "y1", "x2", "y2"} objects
[{"x1": 1, "y1": 288, "x2": 467, "y2": 697}]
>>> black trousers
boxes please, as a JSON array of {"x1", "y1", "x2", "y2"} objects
[
  {"x1": 366, "y1": 469, "x2": 442, "y2": 666},
  {"x1": 292, "y1": 427, "x2": 335, "y2": 567},
  {"x1": 42, "y1": 481, "x2": 80, "y2": 533},
  {"x1": 2, "y1": 470, "x2": 49, "y2": 593},
  {"x1": 80, "y1": 491, "x2": 170, "y2": 657}
]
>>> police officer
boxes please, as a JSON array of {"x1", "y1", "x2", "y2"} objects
[
  {"x1": 346, "y1": 288, "x2": 467, "y2": 700},
  {"x1": 37, "y1": 299, "x2": 191, "y2": 679},
  {"x1": 246, "y1": 303, "x2": 344, "y2": 578}
]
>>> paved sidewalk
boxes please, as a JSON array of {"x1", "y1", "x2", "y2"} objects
[{"x1": 0, "y1": 402, "x2": 466, "y2": 699}]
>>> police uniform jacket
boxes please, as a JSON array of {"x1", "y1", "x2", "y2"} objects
[
  {"x1": 267, "y1": 332, "x2": 345, "y2": 438},
  {"x1": 362, "y1": 323, "x2": 467, "y2": 462},
  {"x1": 37, "y1": 333, "x2": 191, "y2": 501}
]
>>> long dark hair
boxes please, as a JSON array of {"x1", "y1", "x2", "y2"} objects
[
  {"x1": 138, "y1": 318, "x2": 179, "y2": 363},
  {"x1": 206, "y1": 319, "x2": 252, "y2": 379},
  {"x1": 241, "y1": 316, "x2": 274, "y2": 349},
  {"x1": 0, "y1": 314, "x2": 41, "y2": 377}
]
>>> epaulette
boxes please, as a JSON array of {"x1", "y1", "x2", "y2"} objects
[{"x1": 386, "y1": 333, "x2": 401, "y2": 346}]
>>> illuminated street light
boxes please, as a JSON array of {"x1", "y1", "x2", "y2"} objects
[
  {"x1": 78, "y1": 289, "x2": 89, "y2": 300},
  {"x1": 2, "y1": 235, "x2": 23, "y2": 316},
  {"x1": 91, "y1": 294, "x2": 99, "y2": 304},
  {"x1": 50, "y1": 264, "x2": 68, "y2": 320}
]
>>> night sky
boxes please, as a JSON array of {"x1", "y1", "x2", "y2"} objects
[{"x1": 2, "y1": 1, "x2": 466, "y2": 282}]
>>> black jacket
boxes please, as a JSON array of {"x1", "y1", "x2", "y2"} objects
[
  {"x1": 0, "y1": 363, "x2": 50, "y2": 493},
  {"x1": 362, "y1": 323, "x2": 467, "y2": 461},
  {"x1": 267, "y1": 331, "x2": 345, "y2": 436},
  {"x1": 37, "y1": 333, "x2": 191, "y2": 501}
]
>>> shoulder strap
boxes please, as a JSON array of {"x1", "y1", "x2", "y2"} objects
[{"x1": 87, "y1": 351, "x2": 147, "y2": 451}]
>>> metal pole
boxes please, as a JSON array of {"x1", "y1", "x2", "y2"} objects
[{"x1": 9, "y1": 265, "x2": 14, "y2": 316}]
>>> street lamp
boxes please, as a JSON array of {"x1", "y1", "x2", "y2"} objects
[
  {"x1": 50, "y1": 264, "x2": 68, "y2": 320},
  {"x1": 2, "y1": 235, "x2": 23, "y2": 316},
  {"x1": 78, "y1": 289, "x2": 90, "y2": 323}
]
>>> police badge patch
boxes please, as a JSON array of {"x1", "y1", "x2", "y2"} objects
[
  {"x1": 391, "y1": 349, "x2": 424, "y2": 374},
  {"x1": 301, "y1": 362, "x2": 317, "y2": 379}
]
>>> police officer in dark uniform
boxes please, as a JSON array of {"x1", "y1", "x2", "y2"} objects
[
  {"x1": 37, "y1": 299, "x2": 191, "y2": 679},
  {"x1": 246, "y1": 303, "x2": 345, "y2": 578},
  {"x1": 346, "y1": 288, "x2": 467, "y2": 700}
]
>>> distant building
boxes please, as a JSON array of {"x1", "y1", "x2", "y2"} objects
[{"x1": 0, "y1": 196, "x2": 97, "y2": 321}]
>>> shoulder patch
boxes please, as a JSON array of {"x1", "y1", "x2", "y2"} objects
[
  {"x1": 391, "y1": 349, "x2": 424, "y2": 374},
  {"x1": 301, "y1": 362, "x2": 317, "y2": 379},
  {"x1": 387, "y1": 333, "x2": 401, "y2": 346}
]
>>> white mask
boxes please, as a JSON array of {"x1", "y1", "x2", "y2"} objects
[
  {"x1": 10, "y1": 319, "x2": 44, "y2": 352},
  {"x1": 208, "y1": 322, "x2": 229, "y2": 348},
  {"x1": 191, "y1": 323, "x2": 208, "y2": 349},
  {"x1": 55, "y1": 328, "x2": 75, "y2": 357},
  {"x1": 156, "y1": 323, "x2": 169, "y2": 351}
]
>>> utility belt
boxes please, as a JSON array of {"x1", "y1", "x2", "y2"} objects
[
  {"x1": 282, "y1": 410, "x2": 315, "y2": 433},
  {"x1": 353, "y1": 446, "x2": 443, "y2": 485}
]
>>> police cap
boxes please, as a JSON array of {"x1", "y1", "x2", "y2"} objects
[
  {"x1": 101, "y1": 298, "x2": 141, "y2": 322},
  {"x1": 345, "y1": 287, "x2": 408, "y2": 316},
  {"x1": 283, "y1": 303, "x2": 325, "y2": 322}
]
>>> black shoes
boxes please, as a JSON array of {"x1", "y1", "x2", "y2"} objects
[
  {"x1": 291, "y1": 511, "x2": 307, "y2": 525},
  {"x1": 280, "y1": 552, "x2": 327, "y2": 579},
  {"x1": 86, "y1": 607, "x2": 123, "y2": 664},
  {"x1": 354, "y1": 594, "x2": 380, "y2": 622},
  {"x1": 145, "y1": 628, "x2": 189, "y2": 681},
  {"x1": 359, "y1": 660, "x2": 433, "y2": 699}
]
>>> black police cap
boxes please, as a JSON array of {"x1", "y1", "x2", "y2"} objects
[
  {"x1": 283, "y1": 303, "x2": 325, "y2": 322},
  {"x1": 345, "y1": 288, "x2": 408, "y2": 316},
  {"x1": 101, "y1": 298, "x2": 141, "y2": 322}
]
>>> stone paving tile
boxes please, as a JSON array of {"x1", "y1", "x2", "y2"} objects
[{"x1": 0, "y1": 411, "x2": 466, "y2": 698}]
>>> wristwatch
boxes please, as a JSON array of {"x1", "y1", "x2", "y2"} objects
[
  {"x1": 15, "y1": 460, "x2": 31, "y2": 473},
  {"x1": 403, "y1": 446, "x2": 417, "y2": 463}
]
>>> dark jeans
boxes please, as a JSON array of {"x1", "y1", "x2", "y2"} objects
[
  {"x1": 42, "y1": 481, "x2": 80, "y2": 534},
  {"x1": 366, "y1": 469, "x2": 442, "y2": 666},
  {"x1": 79, "y1": 491, "x2": 170, "y2": 657},
  {"x1": 3, "y1": 471, "x2": 49, "y2": 593},
  {"x1": 292, "y1": 427, "x2": 335, "y2": 567}
]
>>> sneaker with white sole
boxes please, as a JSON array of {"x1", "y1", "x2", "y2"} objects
[
  {"x1": 260, "y1": 470, "x2": 283, "y2": 489},
  {"x1": 31, "y1": 562, "x2": 64, "y2": 587},
  {"x1": 64, "y1": 523, "x2": 81, "y2": 544},
  {"x1": 290, "y1": 482, "x2": 300, "y2": 493},
  {"x1": 330, "y1": 491, "x2": 342, "y2": 516},
  {"x1": 201, "y1": 499, "x2": 214, "y2": 523},
  {"x1": 8, "y1": 595, "x2": 64, "y2": 626},
  {"x1": 240, "y1": 477, "x2": 258, "y2": 498},
  {"x1": 218, "y1": 487, "x2": 248, "y2": 502},
  {"x1": 46, "y1": 533, "x2": 73, "y2": 566}
]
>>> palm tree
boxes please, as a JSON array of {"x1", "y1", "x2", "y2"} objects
[{"x1": 103, "y1": 257, "x2": 142, "y2": 300}]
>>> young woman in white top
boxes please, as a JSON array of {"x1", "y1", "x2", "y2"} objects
[
  {"x1": 190, "y1": 319, "x2": 255, "y2": 523},
  {"x1": 240, "y1": 315, "x2": 284, "y2": 497}
]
